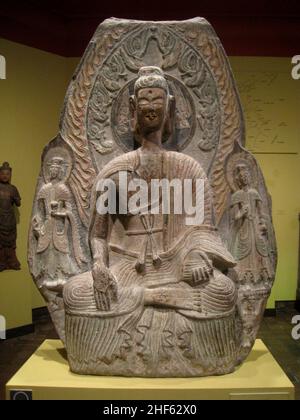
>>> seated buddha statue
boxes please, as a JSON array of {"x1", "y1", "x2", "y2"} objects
[{"x1": 63, "y1": 66, "x2": 238, "y2": 377}]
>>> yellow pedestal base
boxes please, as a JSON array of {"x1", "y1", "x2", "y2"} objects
[{"x1": 6, "y1": 339, "x2": 294, "y2": 400}]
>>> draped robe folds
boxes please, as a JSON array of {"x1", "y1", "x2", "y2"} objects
[
  {"x1": 33, "y1": 182, "x2": 84, "y2": 285},
  {"x1": 229, "y1": 188, "x2": 274, "y2": 283},
  {"x1": 64, "y1": 150, "x2": 240, "y2": 377}
]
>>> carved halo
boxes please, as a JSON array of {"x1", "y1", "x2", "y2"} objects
[
  {"x1": 43, "y1": 147, "x2": 73, "y2": 184},
  {"x1": 226, "y1": 152, "x2": 258, "y2": 192}
]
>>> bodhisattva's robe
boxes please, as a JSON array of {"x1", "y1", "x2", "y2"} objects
[
  {"x1": 33, "y1": 182, "x2": 84, "y2": 288},
  {"x1": 229, "y1": 188, "x2": 274, "y2": 284}
]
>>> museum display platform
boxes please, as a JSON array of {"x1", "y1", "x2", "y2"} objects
[{"x1": 6, "y1": 339, "x2": 294, "y2": 400}]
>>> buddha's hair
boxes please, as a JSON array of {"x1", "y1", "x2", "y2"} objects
[{"x1": 134, "y1": 66, "x2": 169, "y2": 96}]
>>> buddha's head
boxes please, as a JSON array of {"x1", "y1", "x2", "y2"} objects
[
  {"x1": 130, "y1": 66, "x2": 174, "y2": 141},
  {"x1": 0, "y1": 162, "x2": 11, "y2": 184}
]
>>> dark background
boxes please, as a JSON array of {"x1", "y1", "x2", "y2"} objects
[{"x1": 0, "y1": 0, "x2": 300, "y2": 57}]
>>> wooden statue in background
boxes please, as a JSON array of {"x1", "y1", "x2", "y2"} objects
[{"x1": 0, "y1": 162, "x2": 21, "y2": 271}]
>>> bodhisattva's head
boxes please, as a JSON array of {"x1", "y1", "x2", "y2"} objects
[
  {"x1": 235, "y1": 163, "x2": 251, "y2": 188},
  {"x1": 48, "y1": 157, "x2": 64, "y2": 181},
  {"x1": 130, "y1": 66, "x2": 174, "y2": 141},
  {"x1": 0, "y1": 162, "x2": 11, "y2": 184}
]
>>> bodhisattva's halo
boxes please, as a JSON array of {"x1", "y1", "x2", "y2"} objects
[
  {"x1": 226, "y1": 152, "x2": 258, "y2": 192},
  {"x1": 43, "y1": 147, "x2": 73, "y2": 183}
]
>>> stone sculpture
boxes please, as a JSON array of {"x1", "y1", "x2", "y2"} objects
[
  {"x1": 64, "y1": 66, "x2": 238, "y2": 376},
  {"x1": 0, "y1": 162, "x2": 21, "y2": 271},
  {"x1": 29, "y1": 144, "x2": 88, "y2": 340},
  {"x1": 226, "y1": 153, "x2": 276, "y2": 352},
  {"x1": 28, "y1": 17, "x2": 277, "y2": 376},
  {"x1": 32, "y1": 149, "x2": 86, "y2": 291}
]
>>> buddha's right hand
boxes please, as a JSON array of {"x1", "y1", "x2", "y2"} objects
[{"x1": 92, "y1": 262, "x2": 118, "y2": 311}]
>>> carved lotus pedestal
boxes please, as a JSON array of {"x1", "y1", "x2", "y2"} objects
[{"x1": 28, "y1": 17, "x2": 277, "y2": 378}]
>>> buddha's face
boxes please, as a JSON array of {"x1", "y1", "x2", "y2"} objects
[
  {"x1": 136, "y1": 88, "x2": 167, "y2": 134},
  {"x1": 0, "y1": 169, "x2": 11, "y2": 184}
]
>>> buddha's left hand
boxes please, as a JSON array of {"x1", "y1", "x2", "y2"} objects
[{"x1": 189, "y1": 251, "x2": 213, "y2": 287}]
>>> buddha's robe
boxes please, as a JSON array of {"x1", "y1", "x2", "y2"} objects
[{"x1": 64, "y1": 150, "x2": 239, "y2": 377}]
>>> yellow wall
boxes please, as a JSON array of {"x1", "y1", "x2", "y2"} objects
[
  {"x1": 0, "y1": 40, "x2": 299, "y2": 330},
  {"x1": 0, "y1": 39, "x2": 75, "y2": 328}
]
